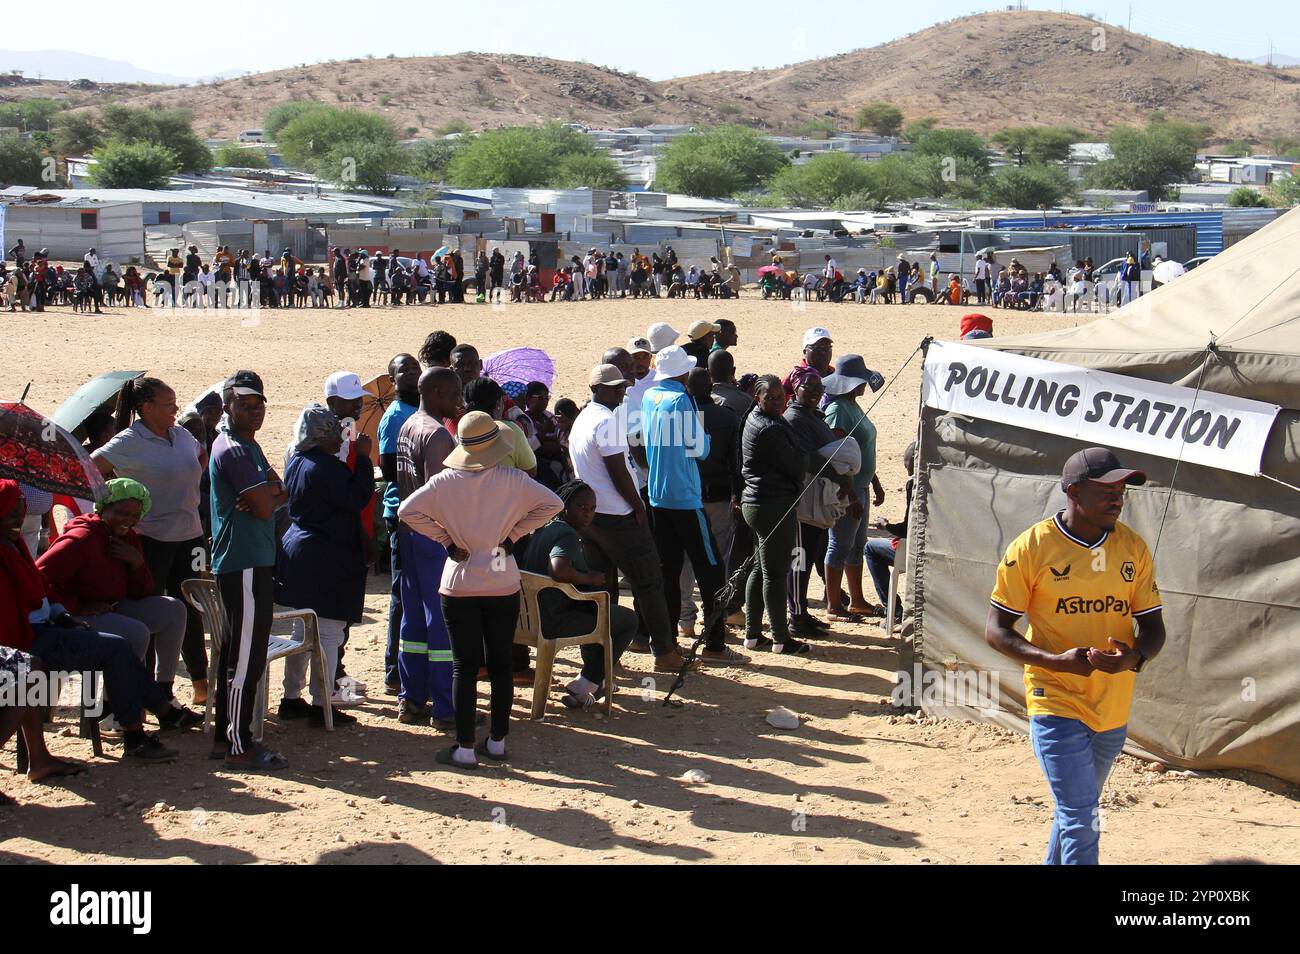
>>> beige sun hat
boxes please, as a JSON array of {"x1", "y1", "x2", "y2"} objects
[{"x1": 444, "y1": 411, "x2": 514, "y2": 472}]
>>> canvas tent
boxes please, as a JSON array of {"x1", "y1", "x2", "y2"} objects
[{"x1": 906, "y1": 205, "x2": 1300, "y2": 784}]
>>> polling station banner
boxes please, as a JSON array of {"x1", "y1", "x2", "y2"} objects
[{"x1": 921, "y1": 341, "x2": 1280, "y2": 477}]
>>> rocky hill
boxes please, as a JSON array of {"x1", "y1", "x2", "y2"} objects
[{"x1": 7, "y1": 11, "x2": 1298, "y2": 142}]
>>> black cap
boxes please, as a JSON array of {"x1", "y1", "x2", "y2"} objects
[
  {"x1": 1061, "y1": 447, "x2": 1146, "y2": 492},
  {"x1": 223, "y1": 370, "x2": 266, "y2": 401}
]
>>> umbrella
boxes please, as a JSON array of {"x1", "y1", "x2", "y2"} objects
[
  {"x1": 1152, "y1": 260, "x2": 1186, "y2": 284},
  {"x1": 483, "y1": 347, "x2": 556, "y2": 390},
  {"x1": 50, "y1": 370, "x2": 145, "y2": 440},
  {"x1": 757, "y1": 265, "x2": 783, "y2": 278},
  {"x1": 433, "y1": 245, "x2": 450, "y2": 260},
  {"x1": 186, "y1": 380, "x2": 226, "y2": 415},
  {"x1": 355, "y1": 374, "x2": 394, "y2": 449},
  {"x1": 0, "y1": 400, "x2": 108, "y2": 502}
]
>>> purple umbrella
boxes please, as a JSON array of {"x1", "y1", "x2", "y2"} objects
[{"x1": 483, "y1": 347, "x2": 556, "y2": 390}]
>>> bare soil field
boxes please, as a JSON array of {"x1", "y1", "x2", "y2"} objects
[{"x1": 1, "y1": 296, "x2": 1295, "y2": 864}]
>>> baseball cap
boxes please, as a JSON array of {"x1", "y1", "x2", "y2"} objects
[
  {"x1": 802, "y1": 326, "x2": 833, "y2": 347},
  {"x1": 626, "y1": 336, "x2": 653, "y2": 355},
  {"x1": 687, "y1": 319, "x2": 720, "y2": 341},
  {"x1": 647, "y1": 322, "x2": 680, "y2": 353},
  {"x1": 589, "y1": 363, "x2": 633, "y2": 388},
  {"x1": 223, "y1": 370, "x2": 265, "y2": 400},
  {"x1": 1060, "y1": 447, "x2": 1147, "y2": 492},
  {"x1": 324, "y1": 371, "x2": 367, "y2": 401}
]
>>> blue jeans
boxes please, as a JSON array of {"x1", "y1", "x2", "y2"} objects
[
  {"x1": 824, "y1": 487, "x2": 867, "y2": 568},
  {"x1": 1030, "y1": 715, "x2": 1128, "y2": 865},
  {"x1": 863, "y1": 537, "x2": 896, "y2": 607}
]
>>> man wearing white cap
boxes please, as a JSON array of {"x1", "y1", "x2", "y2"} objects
[
  {"x1": 624, "y1": 334, "x2": 662, "y2": 501},
  {"x1": 782, "y1": 327, "x2": 834, "y2": 400},
  {"x1": 642, "y1": 346, "x2": 744, "y2": 663}
]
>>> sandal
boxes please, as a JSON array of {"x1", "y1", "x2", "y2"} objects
[
  {"x1": 473, "y1": 739, "x2": 509, "y2": 762},
  {"x1": 224, "y1": 745, "x2": 289, "y2": 773},
  {"x1": 847, "y1": 603, "x2": 887, "y2": 618},
  {"x1": 825, "y1": 606, "x2": 864, "y2": 623},
  {"x1": 435, "y1": 745, "x2": 479, "y2": 770}
]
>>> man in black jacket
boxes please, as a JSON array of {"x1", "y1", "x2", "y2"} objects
[{"x1": 677, "y1": 368, "x2": 742, "y2": 638}]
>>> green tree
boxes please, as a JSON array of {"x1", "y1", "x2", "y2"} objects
[
  {"x1": 1267, "y1": 174, "x2": 1300, "y2": 206},
  {"x1": 769, "y1": 151, "x2": 874, "y2": 206},
  {"x1": 264, "y1": 100, "x2": 327, "y2": 139},
  {"x1": 445, "y1": 126, "x2": 554, "y2": 187},
  {"x1": 834, "y1": 154, "x2": 923, "y2": 211},
  {"x1": 322, "y1": 139, "x2": 403, "y2": 193},
  {"x1": 992, "y1": 126, "x2": 1082, "y2": 166},
  {"x1": 1086, "y1": 119, "x2": 1204, "y2": 201},
  {"x1": 983, "y1": 164, "x2": 1072, "y2": 209},
  {"x1": 213, "y1": 143, "x2": 270, "y2": 168},
  {"x1": 407, "y1": 138, "x2": 460, "y2": 181},
  {"x1": 1226, "y1": 186, "x2": 1268, "y2": 207},
  {"x1": 98, "y1": 106, "x2": 211, "y2": 173},
  {"x1": 911, "y1": 127, "x2": 990, "y2": 174},
  {"x1": 902, "y1": 117, "x2": 938, "y2": 142},
  {"x1": 0, "y1": 98, "x2": 63, "y2": 133},
  {"x1": 433, "y1": 119, "x2": 472, "y2": 136},
  {"x1": 0, "y1": 136, "x2": 46, "y2": 185},
  {"x1": 87, "y1": 141, "x2": 179, "y2": 189},
  {"x1": 1268, "y1": 136, "x2": 1300, "y2": 159},
  {"x1": 654, "y1": 124, "x2": 787, "y2": 197},
  {"x1": 794, "y1": 118, "x2": 836, "y2": 140},
  {"x1": 277, "y1": 106, "x2": 399, "y2": 173},
  {"x1": 550, "y1": 152, "x2": 627, "y2": 189},
  {"x1": 1220, "y1": 140, "x2": 1253, "y2": 157},
  {"x1": 908, "y1": 153, "x2": 987, "y2": 201},
  {"x1": 854, "y1": 102, "x2": 903, "y2": 137},
  {"x1": 52, "y1": 111, "x2": 102, "y2": 156}
]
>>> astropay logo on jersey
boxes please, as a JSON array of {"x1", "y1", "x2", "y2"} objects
[{"x1": 49, "y1": 884, "x2": 151, "y2": 934}]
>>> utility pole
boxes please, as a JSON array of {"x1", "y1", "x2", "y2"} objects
[{"x1": 1127, "y1": 3, "x2": 1133, "y2": 32}]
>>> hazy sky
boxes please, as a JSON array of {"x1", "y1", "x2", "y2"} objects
[{"x1": 15, "y1": 0, "x2": 1300, "y2": 80}]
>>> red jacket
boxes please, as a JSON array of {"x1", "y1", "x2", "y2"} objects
[{"x1": 35, "y1": 514, "x2": 153, "y2": 615}]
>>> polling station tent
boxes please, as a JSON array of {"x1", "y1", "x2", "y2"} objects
[{"x1": 905, "y1": 205, "x2": 1300, "y2": 784}]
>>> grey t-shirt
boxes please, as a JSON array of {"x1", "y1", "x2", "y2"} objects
[{"x1": 96, "y1": 421, "x2": 204, "y2": 542}]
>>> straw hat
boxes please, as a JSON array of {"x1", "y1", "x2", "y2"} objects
[{"x1": 444, "y1": 411, "x2": 514, "y2": 472}]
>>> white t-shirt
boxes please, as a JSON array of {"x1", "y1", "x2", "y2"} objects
[
  {"x1": 570, "y1": 402, "x2": 632, "y2": 516},
  {"x1": 624, "y1": 372, "x2": 655, "y2": 490},
  {"x1": 823, "y1": 258, "x2": 837, "y2": 278}
]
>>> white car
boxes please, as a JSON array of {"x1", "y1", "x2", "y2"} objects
[{"x1": 237, "y1": 129, "x2": 265, "y2": 143}]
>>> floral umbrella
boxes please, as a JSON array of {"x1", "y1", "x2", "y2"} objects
[{"x1": 0, "y1": 400, "x2": 108, "y2": 502}]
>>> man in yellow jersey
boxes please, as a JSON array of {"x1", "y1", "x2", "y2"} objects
[{"x1": 985, "y1": 447, "x2": 1166, "y2": 865}]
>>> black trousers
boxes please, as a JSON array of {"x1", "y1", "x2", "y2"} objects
[
  {"x1": 441, "y1": 592, "x2": 519, "y2": 746},
  {"x1": 215, "y1": 566, "x2": 273, "y2": 756},
  {"x1": 139, "y1": 534, "x2": 208, "y2": 683},
  {"x1": 787, "y1": 522, "x2": 827, "y2": 617},
  {"x1": 651, "y1": 506, "x2": 726, "y2": 650}
]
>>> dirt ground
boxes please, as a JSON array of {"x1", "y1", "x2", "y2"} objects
[{"x1": 2, "y1": 296, "x2": 1296, "y2": 865}]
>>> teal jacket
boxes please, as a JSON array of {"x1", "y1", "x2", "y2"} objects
[{"x1": 641, "y1": 379, "x2": 709, "y2": 510}]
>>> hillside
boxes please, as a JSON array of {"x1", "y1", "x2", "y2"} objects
[
  {"x1": 8, "y1": 11, "x2": 1300, "y2": 142},
  {"x1": 665, "y1": 11, "x2": 1300, "y2": 141}
]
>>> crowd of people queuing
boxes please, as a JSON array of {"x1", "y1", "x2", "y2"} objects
[
  {"x1": 0, "y1": 309, "x2": 911, "y2": 778},
  {"x1": 2, "y1": 239, "x2": 752, "y2": 313}
]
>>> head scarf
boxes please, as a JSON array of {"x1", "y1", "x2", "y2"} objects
[
  {"x1": 0, "y1": 478, "x2": 20, "y2": 519},
  {"x1": 95, "y1": 477, "x2": 152, "y2": 517},
  {"x1": 295, "y1": 403, "x2": 342, "y2": 454}
]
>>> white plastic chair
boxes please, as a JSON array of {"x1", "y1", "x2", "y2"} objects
[
  {"x1": 886, "y1": 536, "x2": 908, "y2": 635},
  {"x1": 181, "y1": 578, "x2": 332, "y2": 738},
  {"x1": 513, "y1": 571, "x2": 613, "y2": 720}
]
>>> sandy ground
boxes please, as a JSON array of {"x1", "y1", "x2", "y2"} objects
[{"x1": 2, "y1": 296, "x2": 1296, "y2": 865}]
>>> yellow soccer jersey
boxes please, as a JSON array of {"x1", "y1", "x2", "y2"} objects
[{"x1": 990, "y1": 513, "x2": 1161, "y2": 732}]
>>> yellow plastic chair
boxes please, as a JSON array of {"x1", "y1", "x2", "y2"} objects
[{"x1": 513, "y1": 571, "x2": 613, "y2": 720}]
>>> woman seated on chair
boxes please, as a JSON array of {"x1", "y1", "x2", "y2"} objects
[
  {"x1": 36, "y1": 478, "x2": 189, "y2": 702},
  {"x1": 3, "y1": 480, "x2": 197, "y2": 763},
  {"x1": 274, "y1": 405, "x2": 374, "y2": 728},
  {"x1": 519, "y1": 480, "x2": 638, "y2": 710}
]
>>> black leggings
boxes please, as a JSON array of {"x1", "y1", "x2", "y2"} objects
[
  {"x1": 441, "y1": 592, "x2": 520, "y2": 746},
  {"x1": 140, "y1": 534, "x2": 208, "y2": 682}
]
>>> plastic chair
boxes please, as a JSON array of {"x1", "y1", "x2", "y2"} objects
[
  {"x1": 886, "y1": 536, "x2": 908, "y2": 635},
  {"x1": 512, "y1": 571, "x2": 613, "y2": 720},
  {"x1": 181, "y1": 578, "x2": 332, "y2": 738}
]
